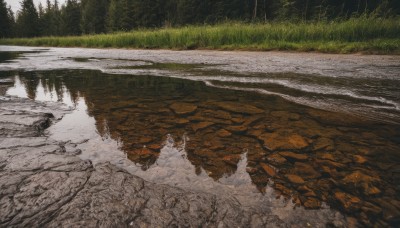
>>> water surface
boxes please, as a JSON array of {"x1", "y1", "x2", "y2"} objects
[
  {"x1": 1, "y1": 47, "x2": 400, "y2": 226},
  {"x1": 2, "y1": 69, "x2": 399, "y2": 227}
]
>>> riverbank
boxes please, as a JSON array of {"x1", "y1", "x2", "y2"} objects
[{"x1": 1, "y1": 18, "x2": 399, "y2": 54}]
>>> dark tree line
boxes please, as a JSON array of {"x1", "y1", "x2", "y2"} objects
[{"x1": 1, "y1": 0, "x2": 399, "y2": 38}]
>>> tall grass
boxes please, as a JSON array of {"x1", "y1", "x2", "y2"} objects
[{"x1": 1, "y1": 17, "x2": 399, "y2": 54}]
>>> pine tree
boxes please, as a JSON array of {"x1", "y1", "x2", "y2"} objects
[
  {"x1": 81, "y1": 0, "x2": 110, "y2": 34},
  {"x1": 0, "y1": 0, "x2": 13, "y2": 37},
  {"x1": 16, "y1": 0, "x2": 39, "y2": 37},
  {"x1": 62, "y1": 0, "x2": 81, "y2": 35}
]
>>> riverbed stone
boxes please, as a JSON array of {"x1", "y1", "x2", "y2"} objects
[
  {"x1": 353, "y1": 155, "x2": 367, "y2": 164},
  {"x1": 170, "y1": 102, "x2": 198, "y2": 115},
  {"x1": 0, "y1": 96, "x2": 292, "y2": 227},
  {"x1": 211, "y1": 102, "x2": 264, "y2": 114},
  {"x1": 278, "y1": 151, "x2": 308, "y2": 161},
  {"x1": 303, "y1": 197, "x2": 321, "y2": 209},
  {"x1": 216, "y1": 129, "x2": 232, "y2": 137},
  {"x1": 260, "y1": 163, "x2": 277, "y2": 177},
  {"x1": 334, "y1": 191, "x2": 361, "y2": 213},
  {"x1": 191, "y1": 121, "x2": 214, "y2": 132},
  {"x1": 285, "y1": 174, "x2": 305, "y2": 184},
  {"x1": 260, "y1": 132, "x2": 310, "y2": 151},
  {"x1": 266, "y1": 153, "x2": 287, "y2": 165},
  {"x1": 342, "y1": 171, "x2": 381, "y2": 196},
  {"x1": 294, "y1": 162, "x2": 321, "y2": 179},
  {"x1": 225, "y1": 125, "x2": 248, "y2": 133},
  {"x1": 313, "y1": 137, "x2": 335, "y2": 151}
]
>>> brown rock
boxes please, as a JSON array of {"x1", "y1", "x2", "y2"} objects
[
  {"x1": 193, "y1": 148, "x2": 217, "y2": 158},
  {"x1": 175, "y1": 118, "x2": 190, "y2": 125},
  {"x1": 353, "y1": 155, "x2": 367, "y2": 164},
  {"x1": 231, "y1": 117, "x2": 245, "y2": 124},
  {"x1": 191, "y1": 121, "x2": 214, "y2": 132},
  {"x1": 225, "y1": 125, "x2": 247, "y2": 133},
  {"x1": 298, "y1": 185, "x2": 317, "y2": 197},
  {"x1": 260, "y1": 132, "x2": 309, "y2": 150},
  {"x1": 374, "y1": 198, "x2": 400, "y2": 223},
  {"x1": 216, "y1": 129, "x2": 232, "y2": 138},
  {"x1": 361, "y1": 202, "x2": 382, "y2": 215},
  {"x1": 204, "y1": 139, "x2": 225, "y2": 150},
  {"x1": 266, "y1": 154, "x2": 287, "y2": 165},
  {"x1": 127, "y1": 147, "x2": 155, "y2": 160},
  {"x1": 288, "y1": 113, "x2": 301, "y2": 121},
  {"x1": 279, "y1": 151, "x2": 308, "y2": 161},
  {"x1": 170, "y1": 103, "x2": 198, "y2": 115},
  {"x1": 286, "y1": 174, "x2": 305, "y2": 184},
  {"x1": 201, "y1": 109, "x2": 232, "y2": 120},
  {"x1": 315, "y1": 159, "x2": 345, "y2": 168},
  {"x1": 342, "y1": 171, "x2": 381, "y2": 196},
  {"x1": 242, "y1": 115, "x2": 264, "y2": 127},
  {"x1": 212, "y1": 102, "x2": 264, "y2": 114},
  {"x1": 222, "y1": 155, "x2": 240, "y2": 166},
  {"x1": 275, "y1": 183, "x2": 292, "y2": 195},
  {"x1": 313, "y1": 137, "x2": 335, "y2": 151},
  {"x1": 138, "y1": 136, "x2": 153, "y2": 144},
  {"x1": 188, "y1": 114, "x2": 231, "y2": 125},
  {"x1": 294, "y1": 162, "x2": 321, "y2": 179},
  {"x1": 303, "y1": 197, "x2": 321, "y2": 209},
  {"x1": 260, "y1": 163, "x2": 277, "y2": 177},
  {"x1": 320, "y1": 166, "x2": 339, "y2": 178},
  {"x1": 271, "y1": 111, "x2": 300, "y2": 121},
  {"x1": 316, "y1": 152, "x2": 335, "y2": 161},
  {"x1": 246, "y1": 167, "x2": 258, "y2": 174},
  {"x1": 147, "y1": 144, "x2": 162, "y2": 151},
  {"x1": 334, "y1": 191, "x2": 361, "y2": 212}
]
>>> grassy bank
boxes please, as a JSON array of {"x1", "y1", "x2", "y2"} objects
[{"x1": 1, "y1": 18, "x2": 399, "y2": 54}]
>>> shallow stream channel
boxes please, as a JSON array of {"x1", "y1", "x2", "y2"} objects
[{"x1": 1, "y1": 46, "x2": 400, "y2": 227}]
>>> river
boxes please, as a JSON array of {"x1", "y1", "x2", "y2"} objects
[{"x1": 1, "y1": 46, "x2": 399, "y2": 227}]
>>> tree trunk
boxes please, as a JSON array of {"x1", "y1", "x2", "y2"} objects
[{"x1": 253, "y1": 0, "x2": 258, "y2": 20}]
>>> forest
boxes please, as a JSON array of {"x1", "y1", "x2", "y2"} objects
[{"x1": 1, "y1": 0, "x2": 399, "y2": 38}]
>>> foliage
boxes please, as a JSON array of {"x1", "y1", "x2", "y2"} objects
[
  {"x1": 0, "y1": 0, "x2": 14, "y2": 38},
  {"x1": 16, "y1": 0, "x2": 39, "y2": 37},
  {"x1": 1, "y1": 18, "x2": 399, "y2": 54},
  {"x1": 0, "y1": 0, "x2": 399, "y2": 38}
]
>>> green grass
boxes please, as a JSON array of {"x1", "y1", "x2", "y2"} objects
[{"x1": 1, "y1": 18, "x2": 400, "y2": 54}]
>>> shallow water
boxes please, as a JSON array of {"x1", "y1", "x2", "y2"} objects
[{"x1": 1, "y1": 47, "x2": 400, "y2": 226}]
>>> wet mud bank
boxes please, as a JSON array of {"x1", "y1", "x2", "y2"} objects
[{"x1": 0, "y1": 97, "x2": 292, "y2": 227}]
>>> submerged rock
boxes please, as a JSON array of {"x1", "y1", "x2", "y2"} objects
[
  {"x1": 293, "y1": 162, "x2": 321, "y2": 179},
  {"x1": 286, "y1": 174, "x2": 305, "y2": 184},
  {"x1": 266, "y1": 153, "x2": 287, "y2": 165},
  {"x1": 169, "y1": 102, "x2": 198, "y2": 115},
  {"x1": 278, "y1": 151, "x2": 308, "y2": 161},
  {"x1": 211, "y1": 102, "x2": 264, "y2": 114},
  {"x1": 191, "y1": 121, "x2": 214, "y2": 132},
  {"x1": 334, "y1": 192, "x2": 361, "y2": 213},
  {"x1": 0, "y1": 97, "x2": 288, "y2": 227},
  {"x1": 260, "y1": 131, "x2": 310, "y2": 151},
  {"x1": 260, "y1": 163, "x2": 277, "y2": 177}
]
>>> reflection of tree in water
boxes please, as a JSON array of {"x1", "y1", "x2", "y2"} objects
[
  {"x1": 11, "y1": 66, "x2": 400, "y2": 224},
  {"x1": 11, "y1": 69, "x2": 400, "y2": 227},
  {"x1": 16, "y1": 70, "x2": 256, "y2": 180}
]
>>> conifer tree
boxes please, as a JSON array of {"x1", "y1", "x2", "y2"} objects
[
  {"x1": 62, "y1": 0, "x2": 81, "y2": 35},
  {"x1": 0, "y1": 0, "x2": 13, "y2": 37},
  {"x1": 16, "y1": 0, "x2": 39, "y2": 37}
]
